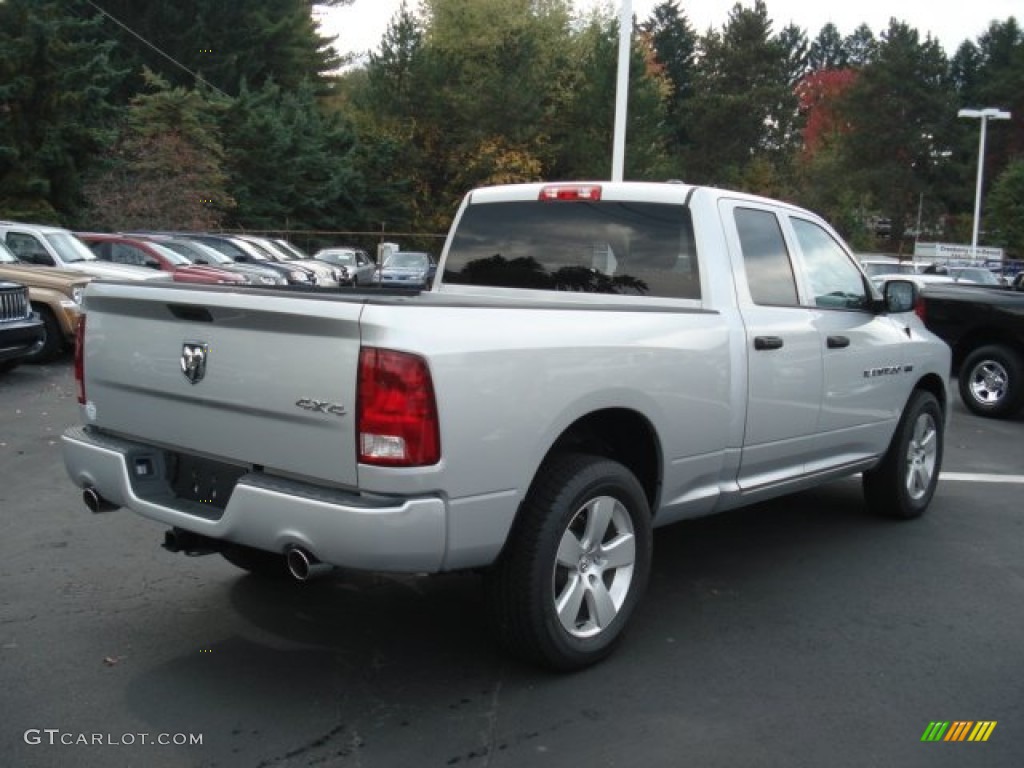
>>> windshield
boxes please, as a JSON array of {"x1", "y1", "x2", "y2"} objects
[
  {"x1": 952, "y1": 268, "x2": 1000, "y2": 285},
  {"x1": 386, "y1": 252, "x2": 430, "y2": 269},
  {"x1": 164, "y1": 240, "x2": 232, "y2": 264},
  {"x1": 251, "y1": 239, "x2": 294, "y2": 260},
  {"x1": 228, "y1": 238, "x2": 272, "y2": 261},
  {"x1": 276, "y1": 239, "x2": 310, "y2": 259},
  {"x1": 861, "y1": 262, "x2": 916, "y2": 277},
  {"x1": 147, "y1": 241, "x2": 192, "y2": 266},
  {"x1": 0, "y1": 242, "x2": 18, "y2": 264},
  {"x1": 45, "y1": 232, "x2": 98, "y2": 263},
  {"x1": 324, "y1": 251, "x2": 356, "y2": 266}
]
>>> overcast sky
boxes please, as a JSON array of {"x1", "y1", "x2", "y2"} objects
[{"x1": 317, "y1": 0, "x2": 1020, "y2": 65}]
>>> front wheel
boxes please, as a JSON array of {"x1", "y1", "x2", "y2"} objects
[
  {"x1": 25, "y1": 306, "x2": 64, "y2": 364},
  {"x1": 863, "y1": 390, "x2": 944, "y2": 519},
  {"x1": 958, "y1": 344, "x2": 1023, "y2": 418},
  {"x1": 485, "y1": 453, "x2": 653, "y2": 671}
]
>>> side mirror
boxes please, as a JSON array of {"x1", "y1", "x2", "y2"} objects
[
  {"x1": 883, "y1": 279, "x2": 917, "y2": 313},
  {"x1": 193, "y1": 258, "x2": 208, "y2": 265}
]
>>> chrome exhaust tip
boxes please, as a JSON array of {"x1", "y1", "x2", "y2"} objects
[
  {"x1": 286, "y1": 547, "x2": 333, "y2": 581},
  {"x1": 83, "y1": 487, "x2": 119, "y2": 513}
]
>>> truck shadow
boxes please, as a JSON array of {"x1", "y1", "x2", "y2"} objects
[
  {"x1": 122, "y1": 477, "x2": 901, "y2": 702},
  {"x1": 119, "y1": 475, "x2": 974, "y2": 765}
]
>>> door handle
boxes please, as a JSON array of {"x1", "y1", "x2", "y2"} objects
[
  {"x1": 754, "y1": 336, "x2": 784, "y2": 351},
  {"x1": 827, "y1": 335, "x2": 851, "y2": 349}
]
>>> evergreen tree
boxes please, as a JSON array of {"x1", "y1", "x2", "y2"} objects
[
  {"x1": 0, "y1": 0, "x2": 125, "y2": 223},
  {"x1": 845, "y1": 24, "x2": 878, "y2": 67},
  {"x1": 987, "y1": 159, "x2": 1024, "y2": 257},
  {"x1": 641, "y1": 1, "x2": 698, "y2": 166},
  {"x1": 966, "y1": 20, "x2": 1023, "y2": 167},
  {"x1": 553, "y1": 12, "x2": 670, "y2": 181},
  {"x1": 83, "y1": 71, "x2": 233, "y2": 231},
  {"x1": 950, "y1": 41, "x2": 982, "y2": 95},
  {"x1": 684, "y1": 1, "x2": 799, "y2": 190},
  {"x1": 778, "y1": 23, "x2": 811, "y2": 86},
  {"x1": 92, "y1": 0, "x2": 347, "y2": 97},
  {"x1": 221, "y1": 79, "x2": 362, "y2": 231},
  {"x1": 809, "y1": 23, "x2": 849, "y2": 71},
  {"x1": 838, "y1": 20, "x2": 954, "y2": 242}
]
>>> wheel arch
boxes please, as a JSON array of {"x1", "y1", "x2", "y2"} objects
[
  {"x1": 912, "y1": 372, "x2": 949, "y2": 423},
  {"x1": 533, "y1": 408, "x2": 662, "y2": 514},
  {"x1": 951, "y1": 329, "x2": 1024, "y2": 373}
]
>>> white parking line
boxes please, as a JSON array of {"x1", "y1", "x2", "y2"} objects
[{"x1": 940, "y1": 472, "x2": 1024, "y2": 484}]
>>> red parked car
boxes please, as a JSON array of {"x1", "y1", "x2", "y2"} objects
[{"x1": 77, "y1": 233, "x2": 251, "y2": 285}]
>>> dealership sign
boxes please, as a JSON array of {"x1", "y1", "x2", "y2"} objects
[{"x1": 914, "y1": 242, "x2": 1004, "y2": 261}]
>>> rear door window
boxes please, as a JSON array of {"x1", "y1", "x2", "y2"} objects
[
  {"x1": 734, "y1": 208, "x2": 799, "y2": 306},
  {"x1": 443, "y1": 201, "x2": 700, "y2": 299}
]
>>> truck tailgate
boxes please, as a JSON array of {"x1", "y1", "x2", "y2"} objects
[{"x1": 80, "y1": 283, "x2": 363, "y2": 487}]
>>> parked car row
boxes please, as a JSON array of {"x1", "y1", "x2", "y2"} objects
[
  {"x1": 859, "y1": 256, "x2": 1011, "y2": 286},
  {"x1": 0, "y1": 216, "x2": 440, "y2": 373},
  {"x1": 311, "y1": 246, "x2": 438, "y2": 288}
]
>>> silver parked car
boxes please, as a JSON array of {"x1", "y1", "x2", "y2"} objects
[
  {"x1": 377, "y1": 251, "x2": 437, "y2": 288},
  {"x1": 312, "y1": 247, "x2": 376, "y2": 285}
]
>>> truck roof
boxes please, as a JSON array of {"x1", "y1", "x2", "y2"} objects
[{"x1": 464, "y1": 181, "x2": 813, "y2": 215}]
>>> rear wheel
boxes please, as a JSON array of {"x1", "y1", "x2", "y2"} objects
[
  {"x1": 863, "y1": 390, "x2": 943, "y2": 519},
  {"x1": 485, "y1": 453, "x2": 652, "y2": 671},
  {"x1": 221, "y1": 544, "x2": 290, "y2": 578},
  {"x1": 958, "y1": 344, "x2": 1023, "y2": 418}
]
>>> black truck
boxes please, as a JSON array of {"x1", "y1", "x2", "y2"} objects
[
  {"x1": 916, "y1": 282, "x2": 1024, "y2": 418},
  {"x1": 0, "y1": 280, "x2": 45, "y2": 374}
]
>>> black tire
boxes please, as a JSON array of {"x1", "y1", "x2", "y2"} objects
[
  {"x1": 485, "y1": 453, "x2": 653, "y2": 671},
  {"x1": 25, "y1": 306, "x2": 64, "y2": 364},
  {"x1": 0, "y1": 360, "x2": 19, "y2": 374},
  {"x1": 863, "y1": 390, "x2": 944, "y2": 519},
  {"x1": 958, "y1": 344, "x2": 1023, "y2": 418},
  {"x1": 221, "y1": 544, "x2": 290, "y2": 578}
]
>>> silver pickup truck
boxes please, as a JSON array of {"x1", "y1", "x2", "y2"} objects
[{"x1": 62, "y1": 182, "x2": 951, "y2": 670}]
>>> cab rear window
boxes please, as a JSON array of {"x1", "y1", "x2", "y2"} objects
[{"x1": 443, "y1": 201, "x2": 700, "y2": 299}]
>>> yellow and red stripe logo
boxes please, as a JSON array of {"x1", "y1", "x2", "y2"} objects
[{"x1": 921, "y1": 721, "x2": 997, "y2": 742}]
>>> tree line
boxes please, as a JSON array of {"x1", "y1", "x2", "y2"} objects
[{"x1": 0, "y1": 0, "x2": 1021, "y2": 256}]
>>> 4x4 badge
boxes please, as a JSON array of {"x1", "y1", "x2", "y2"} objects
[{"x1": 181, "y1": 342, "x2": 209, "y2": 385}]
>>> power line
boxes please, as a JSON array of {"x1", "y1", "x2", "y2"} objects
[{"x1": 83, "y1": 0, "x2": 231, "y2": 98}]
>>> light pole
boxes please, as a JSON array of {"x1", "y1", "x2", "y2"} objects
[
  {"x1": 611, "y1": 0, "x2": 632, "y2": 181},
  {"x1": 957, "y1": 107, "x2": 1011, "y2": 259}
]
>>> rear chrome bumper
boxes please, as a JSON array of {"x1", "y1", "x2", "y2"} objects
[{"x1": 61, "y1": 426, "x2": 447, "y2": 573}]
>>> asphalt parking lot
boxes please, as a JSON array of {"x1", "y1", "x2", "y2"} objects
[{"x1": 1, "y1": 357, "x2": 1022, "y2": 768}]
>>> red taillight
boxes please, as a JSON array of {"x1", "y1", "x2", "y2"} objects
[
  {"x1": 914, "y1": 295, "x2": 926, "y2": 322},
  {"x1": 539, "y1": 184, "x2": 602, "y2": 202},
  {"x1": 74, "y1": 315, "x2": 86, "y2": 404},
  {"x1": 357, "y1": 347, "x2": 440, "y2": 467}
]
